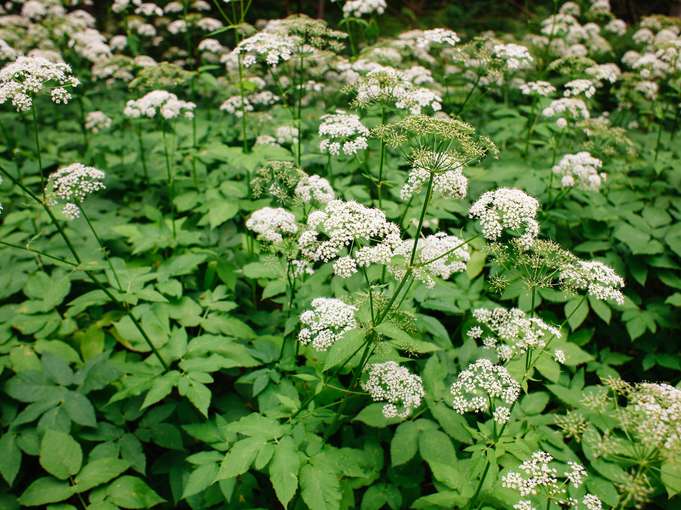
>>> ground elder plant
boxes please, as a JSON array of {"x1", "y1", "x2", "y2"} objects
[{"x1": 0, "y1": 1, "x2": 680, "y2": 510}]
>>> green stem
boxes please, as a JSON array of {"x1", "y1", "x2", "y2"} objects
[
  {"x1": 458, "y1": 74, "x2": 481, "y2": 115},
  {"x1": 162, "y1": 123, "x2": 177, "y2": 239},
  {"x1": 409, "y1": 172, "x2": 434, "y2": 266},
  {"x1": 78, "y1": 205, "x2": 123, "y2": 290},
  {"x1": 30, "y1": 104, "x2": 45, "y2": 200},
  {"x1": 377, "y1": 106, "x2": 386, "y2": 207},
  {"x1": 76, "y1": 96, "x2": 89, "y2": 153},
  {"x1": 295, "y1": 53, "x2": 304, "y2": 167},
  {"x1": 136, "y1": 123, "x2": 149, "y2": 182},
  {"x1": 0, "y1": 240, "x2": 77, "y2": 267}
]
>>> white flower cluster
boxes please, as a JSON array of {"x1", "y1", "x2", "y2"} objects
[
  {"x1": 48, "y1": 163, "x2": 106, "y2": 220},
  {"x1": 519, "y1": 80, "x2": 556, "y2": 97},
  {"x1": 233, "y1": 32, "x2": 297, "y2": 68},
  {"x1": 585, "y1": 63, "x2": 621, "y2": 84},
  {"x1": 294, "y1": 174, "x2": 335, "y2": 205},
  {"x1": 469, "y1": 188, "x2": 540, "y2": 250},
  {"x1": 0, "y1": 39, "x2": 16, "y2": 61},
  {"x1": 503, "y1": 451, "x2": 601, "y2": 510},
  {"x1": 352, "y1": 69, "x2": 441, "y2": 115},
  {"x1": 220, "y1": 95, "x2": 253, "y2": 117},
  {"x1": 340, "y1": 0, "x2": 386, "y2": 18},
  {"x1": 400, "y1": 153, "x2": 468, "y2": 201},
  {"x1": 542, "y1": 98, "x2": 590, "y2": 127},
  {"x1": 390, "y1": 232, "x2": 470, "y2": 288},
  {"x1": 450, "y1": 358, "x2": 520, "y2": 424},
  {"x1": 560, "y1": 260, "x2": 625, "y2": 304},
  {"x1": 634, "y1": 80, "x2": 659, "y2": 100},
  {"x1": 563, "y1": 79, "x2": 596, "y2": 99},
  {"x1": 319, "y1": 111, "x2": 369, "y2": 157},
  {"x1": 469, "y1": 308, "x2": 560, "y2": 361},
  {"x1": 298, "y1": 297, "x2": 357, "y2": 351},
  {"x1": 69, "y1": 29, "x2": 112, "y2": 63},
  {"x1": 552, "y1": 152, "x2": 606, "y2": 191},
  {"x1": 362, "y1": 361, "x2": 424, "y2": 418},
  {"x1": 493, "y1": 43, "x2": 534, "y2": 71},
  {"x1": 605, "y1": 19, "x2": 627, "y2": 36},
  {"x1": 416, "y1": 28, "x2": 460, "y2": 49},
  {"x1": 245, "y1": 207, "x2": 298, "y2": 244},
  {"x1": 124, "y1": 90, "x2": 196, "y2": 120},
  {"x1": 85, "y1": 111, "x2": 112, "y2": 133},
  {"x1": 276, "y1": 125, "x2": 299, "y2": 145},
  {"x1": 626, "y1": 383, "x2": 681, "y2": 453},
  {"x1": 298, "y1": 200, "x2": 401, "y2": 278},
  {"x1": 0, "y1": 56, "x2": 79, "y2": 112}
]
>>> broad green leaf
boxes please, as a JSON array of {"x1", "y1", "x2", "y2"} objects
[
  {"x1": 63, "y1": 391, "x2": 97, "y2": 427},
  {"x1": 107, "y1": 476, "x2": 165, "y2": 508},
  {"x1": 323, "y1": 329, "x2": 366, "y2": 372},
  {"x1": 661, "y1": 461, "x2": 681, "y2": 498},
  {"x1": 391, "y1": 422, "x2": 418, "y2": 466},
  {"x1": 535, "y1": 355, "x2": 561, "y2": 382},
  {"x1": 216, "y1": 437, "x2": 266, "y2": 480},
  {"x1": 300, "y1": 461, "x2": 341, "y2": 510},
  {"x1": 0, "y1": 433, "x2": 21, "y2": 485},
  {"x1": 141, "y1": 371, "x2": 180, "y2": 409},
  {"x1": 269, "y1": 436, "x2": 300, "y2": 508},
  {"x1": 182, "y1": 462, "x2": 218, "y2": 499},
  {"x1": 418, "y1": 429, "x2": 457, "y2": 467},
  {"x1": 353, "y1": 403, "x2": 402, "y2": 428},
  {"x1": 74, "y1": 458, "x2": 130, "y2": 493},
  {"x1": 565, "y1": 298, "x2": 588, "y2": 330},
  {"x1": 18, "y1": 477, "x2": 75, "y2": 506},
  {"x1": 428, "y1": 401, "x2": 473, "y2": 443},
  {"x1": 181, "y1": 379, "x2": 211, "y2": 417},
  {"x1": 39, "y1": 430, "x2": 83, "y2": 480}
]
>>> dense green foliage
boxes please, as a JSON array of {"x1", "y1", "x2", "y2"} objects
[{"x1": 1, "y1": 1, "x2": 681, "y2": 510}]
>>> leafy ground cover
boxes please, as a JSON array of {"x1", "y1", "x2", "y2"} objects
[{"x1": 1, "y1": 1, "x2": 681, "y2": 509}]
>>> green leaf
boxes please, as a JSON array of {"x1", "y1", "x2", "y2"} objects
[
  {"x1": 74, "y1": 458, "x2": 130, "y2": 493},
  {"x1": 181, "y1": 379, "x2": 211, "y2": 417},
  {"x1": 202, "y1": 201, "x2": 239, "y2": 229},
  {"x1": 418, "y1": 429, "x2": 457, "y2": 467},
  {"x1": 141, "y1": 371, "x2": 180, "y2": 410},
  {"x1": 661, "y1": 461, "x2": 681, "y2": 498},
  {"x1": 216, "y1": 437, "x2": 266, "y2": 480},
  {"x1": 39, "y1": 430, "x2": 83, "y2": 480},
  {"x1": 107, "y1": 476, "x2": 165, "y2": 508},
  {"x1": 63, "y1": 391, "x2": 97, "y2": 427},
  {"x1": 428, "y1": 401, "x2": 473, "y2": 443},
  {"x1": 565, "y1": 298, "x2": 588, "y2": 330},
  {"x1": 269, "y1": 436, "x2": 300, "y2": 508},
  {"x1": 323, "y1": 329, "x2": 365, "y2": 372},
  {"x1": 18, "y1": 477, "x2": 75, "y2": 506},
  {"x1": 182, "y1": 462, "x2": 218, "y2": 499},
  {"x1": 353, "y1": 403, "x2": 402, "y2": 428},
  {"x1": 300, "y1": 461, "x2": 341, "y2": 510},
  {"x1": 375, "y1": 322, "x2": 440, "y2": 353},
  {"x1": 391, "y1": 422, "x2": 418, "y2": 466},
  {"x1": 535, "y1": 354, "x2": 561, "y2": 382},
  {"x1": 0, "y1": 433, "x2": 21, "y2": 485}
]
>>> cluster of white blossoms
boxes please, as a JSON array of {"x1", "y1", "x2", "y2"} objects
[
  {"x1": 298, "y1": 297, "x2": 357, "y2": 351},
  {"x1": 563, "y1": 79, "x2": 596, "y2": 99},
  {"x1": 245, "y1": 207, "x2": 298, "y2": 244},
  {"x1": 220, "y1": 95, "x2": 254, "y2": 117},
  {"x1": 48, "y1": 163, "x2": 106, "y2": 220},
  {"x1": 362, "y1": 361, "x2": 424, "y2": 418},
  {"x1": 415, "y1": 28, "x2": 460, "y2": 49},
  {"x1": 84, "y1": 111, "x2": 112, "y2": 133},
  {"x1": 0, "y1": 39, "x2": 16, "y2": 61},
  {"x1": 0, "y1": 56, "x2": 79, "y2": 112},
  {"x1": 634, "y1": 80, "x2": 659, "y2": 100},
  {"x1": 339, "y1": 0, "x2": 386, "y2": 18},
  {"x1": 605, "y1": 18, "x2": 627, "y2": 36},
  {"x1": 625, "y1": 383, "x2": 681, "y2": 454},
  {"x1": 294, "y1": 174, "x2": 335, "y2": 205},
  {"x1": 318, "y1": 111, "x2": 369, "y2": 157},
  {"x1": 69, "y1": 29, "x2": 112, "y2": 63},
  {"x1": 468, "y1": 308, "x2": 561, "y2": 361},
  {"x1": 560, "y1": 260, "x2": 625, "y2": 304},
  {"x1": 450, "y1": 358, "x2": 520, "y2": 424},
  {"x1": 352, "y1": 69, "x2": 441, "y2": 115},
  {"x1": 519, "y1": 80, "x2": 556, "y2": 97},
  {"x1": 493, "y1": 43, "x2": 534, "y2": 71},
  {"x1": 542, "y1": 98, "x2": 590, "y2": 127},
  {"x1": 233, "y1": 31, "x2": 297, "y2": 68},
  {"x1": 298, "y1": 200, "x2": 401, "y2": 278},
  {"x1": 400, "y1": 152, "x2": 468, "y2": 201},
  {"x1": 552, "y1": 152, "x2": 606, "y2": 191},
  {"x1": 390, "y1": 232, "x2": 470, "y2": 287},
  {"x1": 503, "y1": 451, "x2": 601, "y2": 510},
  {"x1": 585, "y1": 63, "x2": 621, "y2": 84},
  {"x1": 123, "y1": 90, "x2": 196, "y2": 120},
  {"x1": 276, "y1": 125, "x2": 299, "y2": 145},
  {"x1": 469, "y1": 188, "x2": 540, "y2": 250}
]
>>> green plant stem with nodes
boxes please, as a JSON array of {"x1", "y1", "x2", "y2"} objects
[
  {"x1": 458, "y1": 73, "x2": 482, "y2": 115},
  {"x1": 77, "y1": 204, "x2": 123, "y2": 291},
  {"x1": 467, "y1": 294, "x2": 587, "y2": 509},
  {"x1": 76, "y1": 96, "x2": 89, "y2": 153},
  {"x1": 135, "y1": 123, "x2": 149, "y2": 182},
  {"x1": 30, "y1": 104, "x2": 46, "y2": 200},
  {"x1": 409, "y1": 172, "x2": 434, "y2": 265},
  {"x1": 295, "y1": 53, "x2": 305, "y2": 167},
  {"x1": 162, "y1": 122, "x2": 177, "y2": 239},
  {"x1": 0, "y1": 165, "x2": 169, "y2": 370},
  {"x1": 547, "y1": 126, "x2": 565, "y2": 203},
  {"x1": 376, "y1": 106, "x2": 387, "y2": 208},
  {"x1": 0, "y1": 240, "x2": 75, "y2": 267}
]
